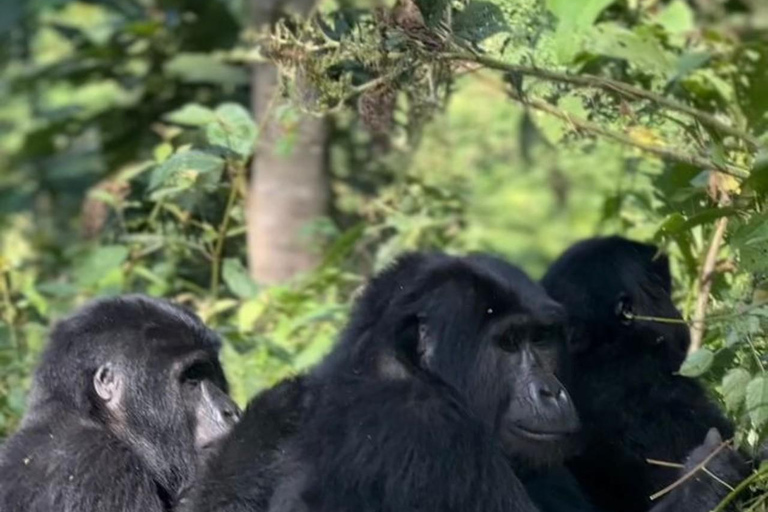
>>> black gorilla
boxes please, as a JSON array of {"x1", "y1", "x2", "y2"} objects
[
  {"x1": 542, "y1": 236, "x2": 748, "y2": 512},
  {"x1": 0, "y1": 295, "x2": 241, "y2": 512},
  {"x1": 187, "y1": 252, "x2": 581, "y2": 512}
]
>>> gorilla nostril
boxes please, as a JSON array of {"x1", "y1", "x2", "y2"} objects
[{"x1": 223, "y1": 407, "x2": 241, "y2": 423}]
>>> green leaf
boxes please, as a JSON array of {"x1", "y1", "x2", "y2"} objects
[
  {"x1": 165, "y1": 104, "x2": 216, "y2": 127},
  {"x1": 452, "y1": 2, "x2": 509, "y2": 43},
  {"x1": 74, "y1": 246, "x2": 129, "y2": 288},
  {"x1": 679, "y1": 348, "x2": 714, "y2": 377},
  {"x1": 586, "y1": 23, "x2": 675, "y2": 77},
  {"x1": 206, "y1": 103, "x2": 258, "y2": 159},
  {"x1": 149, "y1": 150, "x2": 225, "y2": 191},
  {"x1": 165, "y1": 53, "x2": 250, "y2": 86},
  {"x1": 655, "y1": 0, "x2": 694, "y2": 36},
  {"x1": 546, "y1": 0, "x2": 614, "y2": 31},
  {"x1": 545, "y1": 0, "x2": 615, "y2": 64},
  {"x1": 222, "y1": 258, "x2": 260, "y2": 299},
  {"x1": 722, "y1": 368, "x2": 751, "y2": 412},
  {"x1": 731, "y1": 212, "x2": 768, "y2": 274},
  {"x1": 746, "y1": 375, "x2": 768, "y2": 430}
]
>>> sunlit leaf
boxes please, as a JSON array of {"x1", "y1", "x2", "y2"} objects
[
  {"x1": 165, "y1": 53, "x2": 249, "y2": 86},
  {"x1": 165, "y1": 104, "x2": 216, "y2": 127},
  {"x1": 679, "y1": 348, "x2": 714, "y2": 377},
  {"x1": 222, "y1": 258, "x2": 260, "y2": 299},
  {"x1": 722, "y1": 368, "x2": 751, "y2": 412},
  {"x1": 206, "y1": 103, "x2": 258, "y2": 159},
  {"x1": 746, "y1": 375, "x2": 768, "y2": 430}
]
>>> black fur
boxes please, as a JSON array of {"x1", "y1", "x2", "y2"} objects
[
  {"x1": 0, "y1": 295, "x2": 237, "y2": 512},
  {"x1": 189, "y1": 252, "x2": 581, "y2": 512},
  {"x1": 542, "y1": 236, "x2": 743, "y2": 512}
]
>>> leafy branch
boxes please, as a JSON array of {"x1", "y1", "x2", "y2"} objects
[
  {"x1": 444, "y1": 52, "x2": 761, "y2": 151},
  {"x1": 504, "y1": 89, "x2": 750, "y2": 179}
]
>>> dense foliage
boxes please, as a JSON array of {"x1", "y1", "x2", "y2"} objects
[{"x1": 1, "y1": 0, "x2": 768, "y2": 506}]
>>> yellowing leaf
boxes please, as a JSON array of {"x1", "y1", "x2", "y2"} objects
[{"x1": 627, "y1": 126, "x2": 665, "y2": 147}]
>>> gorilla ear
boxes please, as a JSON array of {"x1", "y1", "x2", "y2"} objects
[
  {"x1": 703, "y1": 427, "x2": 723, "y2": 447},
  {"x1": 94, "y1": 363, "x2": 124, "y2": 409}
]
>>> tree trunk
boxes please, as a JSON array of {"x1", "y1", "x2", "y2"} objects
[{"x1": 247, "y1": 0, "x2": 329, "y2": 285}]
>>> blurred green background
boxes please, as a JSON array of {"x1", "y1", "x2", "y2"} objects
[{"x1": 1, "y1": 5, "x2": 767, "y2": 495}]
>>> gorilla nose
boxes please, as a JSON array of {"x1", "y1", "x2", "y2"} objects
[
  {"x1": 222, "y1": 404, "x2": 242, "y2": 425},
  {"x1": 530, "y1": 380, "x2": 569, "y2": 408}
]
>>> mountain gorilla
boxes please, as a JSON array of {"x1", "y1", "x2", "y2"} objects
[
  {"x1": 541, "y1": 237, "x2": 749, "y2": 512},
  {"x1": 0, "y1": 295, "x2": 241, "y2": 512},
  {"x1": 186, "y1": 252, "x2": 581, "y2": 512}
]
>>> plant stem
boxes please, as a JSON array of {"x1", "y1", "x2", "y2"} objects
[
  {"x1": 444, "y1": 52, "x2": 761, "y2": 151},
  {"x1": 210, "y1": 164, "x2": 243, "y2": 297},
  {"x1": 0, "y1": 270, "x2": 19, "y2": 352},
  {"x1": 710, "y1": 466, "x2": 768, "y2": 512},
  {"x1": 689, "y1": 215, "x2": 729, "y2": 353}
]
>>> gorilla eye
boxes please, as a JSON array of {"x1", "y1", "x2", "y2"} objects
[
  {"x1": 181, "y1": 362, "x2": 212, "y2": 388},
  {"x1": 615, "y1": 295, "x2": 633, "y2": 325}
]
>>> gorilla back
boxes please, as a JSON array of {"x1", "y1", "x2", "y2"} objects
[{"x1": 0, "y1": 295, "x2": 240, "y2": 512}]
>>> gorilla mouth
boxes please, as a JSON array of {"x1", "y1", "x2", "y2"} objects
[{"x1": 508, "y1": 423, "x2": 576, "y2": 442}]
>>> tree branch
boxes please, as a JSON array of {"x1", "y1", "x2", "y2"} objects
[
  {"x1": 505, "y1": 90, "x2": 750, "y2": 179},
  {"x1": 443, "y1": 52, "x2": 761, "y2": 151}
]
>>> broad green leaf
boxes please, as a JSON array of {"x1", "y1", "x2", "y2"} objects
[
  {"x1": 237, "y1": 297, "x2": 268, "y2": 332},
  {"x1": 586, "y1": 23, "x2": 675, "y2": 77},
  {"x1": 545, "y1": 0, "x2": 615, "y2": 63},
  {"x1": 746, "y1": 375, "x2": 768, "y2": 430},
  {"x1": 149, "y1": 151, "x2": 225, "y2": 191},
  {"x1": 222, "y1": 258, "x2": 260, "y2": 299},
  {"x1": 206, "y1": 103, "x2": 258, "y2": 159},
  {"x1": 679, "y1": 348, "x2": 714, "y2": 377},
  {"x1": 655, "y1": 0, "x2": 694, "y2": 36},
  {"x1": 546, "y1": 0, "x2": 614, "y2": 31},
  {"x1": 722, "y1": 368, "x2": 751, "y2": 412},
  {"x1": 165, "y1": 104, "x2": 216, "y2": 127}
]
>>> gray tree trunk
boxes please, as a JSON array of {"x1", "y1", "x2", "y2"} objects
[{"x1": 248, "y1": 0, "x2": 329, "y2": 284}]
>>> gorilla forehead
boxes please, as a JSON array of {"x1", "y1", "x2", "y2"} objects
[
  {"x1": 50, "y1": 294, "x2": 221, "y2": 355},
  {"x1": 542, "y1": 236, "x2": 671, "y2": 306}
]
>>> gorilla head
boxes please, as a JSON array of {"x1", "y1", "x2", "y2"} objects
[
  {"x1": 542, "y1": 236, "x2": 689, "y2": 372},
  {"x1": 3, "y1": 295, "x2": 240, "y2": 510}
]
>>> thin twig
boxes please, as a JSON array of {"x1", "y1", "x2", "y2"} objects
[
  {"x1": 443, "y1": 52, "x2": 761, "y2": 150},
  {"x1": 506, "y1": 90, "x2": 750, "y2": 179},
  {"x1": 647, "y1": 458, "x2": 685, "y2": 468},
  {"x1": 649, "y1": 440, "x2": 730, "y2": 501},
  {"x1": 689, "y1": 215, "x2": 729, "y2": 354}
]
